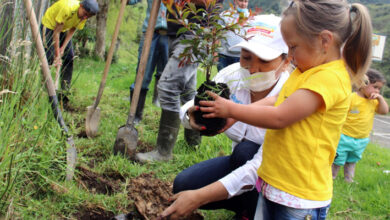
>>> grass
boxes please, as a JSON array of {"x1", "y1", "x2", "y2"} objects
[
  {"x1": 1, "y1": 1, "x2": 390, "y2": 219},
  {"x1": 1, "y1": 54, "x2": 390, "y2": 219}
]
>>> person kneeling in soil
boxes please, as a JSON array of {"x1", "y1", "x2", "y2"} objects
[
  {"x1": 332, "y1": 69, "x2": 389, "y2": 182},
  {"x1": 168, "y1": 14, "x2": 291, "y2": 220}
]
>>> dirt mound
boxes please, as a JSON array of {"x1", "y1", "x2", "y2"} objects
[
  {"x1": 127, "y1": 173, "x2": 203, "y2": 220},
  {"x1": 74, "y1": 168, "x2": 202, "y2": 219}
]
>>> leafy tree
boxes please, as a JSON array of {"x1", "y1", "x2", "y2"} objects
[{"x1": 164, "y1": 0, "x2": 251, "y2": 81}]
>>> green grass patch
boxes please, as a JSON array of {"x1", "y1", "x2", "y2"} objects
[{"x1": 2, "y1": 56, "x2": 389, "y2": 219}]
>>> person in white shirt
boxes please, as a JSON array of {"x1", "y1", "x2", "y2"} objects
[
  {"x1": 162, "y1": 15, "x2": 291, "y2": 220},
  {"x1": 217, "y1": 0, "x2": 250, "y2": 71}
]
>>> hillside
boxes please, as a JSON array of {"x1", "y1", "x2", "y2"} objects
[{"x1": 367, "y1": 3, "x2": 390, "y2": 95}]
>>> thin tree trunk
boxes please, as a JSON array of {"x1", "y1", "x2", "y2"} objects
[
  {"x1": 0, "y1": 0, "x2": 16, "y2": 78},
  {"x1": 94, "y1": 0, "x2": 109, "y2": 60}
]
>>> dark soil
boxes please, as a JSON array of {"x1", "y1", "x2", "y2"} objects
[
  {"x1": 194, "y1": 80, "x2": 230, "y2": 136},
  {"x1": 78, "y1": 130, "x2": 88, "y2": 138},
  {"x1": 73, "y1": 206, "x2": 115, "y2": 220},
  {"x1": 84, "y1": 150, "x2": 107, "y2": 168},
  {"x1": 103, "y1": 169, "x2": 126, "y2": 182},
  {"x1": 74, "y1": 168, "x2": 203, "y2": 219},
  {"x1": 76, "y1": 166, "x2": 121, "y2": 195},
  {"x1": 126, "y1": 173, "x2": 203, "y2": 220}
]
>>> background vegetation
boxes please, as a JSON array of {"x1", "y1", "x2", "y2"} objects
[{"x1": 0, "y1": 0, "x2": 389, "y2": 219}]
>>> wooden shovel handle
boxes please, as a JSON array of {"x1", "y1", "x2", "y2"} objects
[
  {"x1": 127, "y1": 0, "x2": 162, "y2": 125},
  {"x1": 93, "y1": 0, "x2": 128, "y2": 109},
  {"x1": 55, "y1": 65, "x2": 61, "y2": 90},
  {"x1": 24, "y1": 0, "x2": 56, "y2": 97}
]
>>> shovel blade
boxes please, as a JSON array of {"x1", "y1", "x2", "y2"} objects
[
  {"x1": 86, "y1": 106, "x2": 101, "y2": 138},
  {"x1": 113, "y1": 125, "x2": 138, "y2": 159},
  {"x1": 65, "y1": 137, "x2": 77, "y2": 181}
]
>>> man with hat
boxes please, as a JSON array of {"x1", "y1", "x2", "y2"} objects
[{"x1": 41, "y1": 0, "x2": 99, "y2": 100}]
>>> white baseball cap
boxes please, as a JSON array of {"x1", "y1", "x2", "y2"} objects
[{"x1": 230, "y1": 14, "x2": 288, "y2": 61}]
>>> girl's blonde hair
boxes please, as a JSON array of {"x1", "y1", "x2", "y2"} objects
[{"x1": 283, "y1": 0, "x2": 373, "y2": 87}]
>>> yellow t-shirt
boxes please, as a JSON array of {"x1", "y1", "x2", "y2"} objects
[
  {"x1": 258, "y1": 59, "x2": 351, "y2": 201},
  {"x1": 42, "y1": 0, "x2": 86, "y2": 32},
  {"x1": 342, "y1": 92, "x2": 378, "y2": 139}
]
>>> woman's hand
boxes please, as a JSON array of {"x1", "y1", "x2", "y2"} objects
[
  {"x1": 218, "y1": 118, "x2": 237, "y2": 133},
  {"x1": 187, "y1": 106, "x2": 205, "y2": 131},
  {"x1": 158, "y1": 190, "x2": 202, "y2": 220},
  {"x1": 199, "y1": 91, "x2": 233, "y2": 119}
]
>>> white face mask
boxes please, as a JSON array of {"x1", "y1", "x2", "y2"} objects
[
  {"x1": 245, "y1": 62, "x2": 284, "y2": 92},
  {"x1": 236, "y1": 7, "x2": 248, "y2": 13}
]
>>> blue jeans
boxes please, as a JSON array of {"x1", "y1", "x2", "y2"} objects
[
  {"x1": 42, "y1": 26, "x2": 74, "y2": 91},
  {"x1": 173, "y1": 140, "x2": 260, "y2": 219},
  {"x1": 255, "y1": 194, "x2": 330, "y2": 220},
  {"x1": 217, "y1": 54, "x2": 240, "y2": 71},
  {"x1": 130, "y1": 31, "x2": 168, "y2": 91}
]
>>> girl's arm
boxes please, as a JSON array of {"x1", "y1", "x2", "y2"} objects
[
  {"x1": 252, "y1": 95, "x2": 278, "y2": 107},
  {"x1": 372, "y1": 93, "x2": 389, "y2": 115},
  {"x1": 200, "y1": 89, "x2": 323, "y2": 129}
]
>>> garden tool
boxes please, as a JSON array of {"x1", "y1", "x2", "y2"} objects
[
  {"x1": 85, "y1": 0, "x2": 128, "y2": 138},
  {"x1": 113, "y1": 0, "x2": 161, "y2": 158},
  {"x1": 24, "y1": 0, "x2": 76, "y2": 181}
]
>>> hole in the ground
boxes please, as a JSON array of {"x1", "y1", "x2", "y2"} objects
[
  {"x1": 73, "y1": 206, "x2": 115, "y2": 220},
  {"x1": 76, "y1": 166, "x2": 120, "y2": 195}
]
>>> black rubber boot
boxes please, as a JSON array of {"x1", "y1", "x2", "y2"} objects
[
  {"x1": 135, "y1": 109, "x2": 180, "y2": 162},
  {"x1": 184, "y1": 128, "x2": 202, "y2": 147},
  {"x1": 130, "y1": 89, "x2": 148, "y2": 124}
]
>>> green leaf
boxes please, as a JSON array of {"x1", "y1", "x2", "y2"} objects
[
  {"x1": 188, "y1": 2, "x2": 197, "y2": 12},
  {"x1": 182, "y1": 10, "x2": 191, "y2": 21},
  {"x1": 177, "y1": 27, "x2": 188, "y2": 36}
]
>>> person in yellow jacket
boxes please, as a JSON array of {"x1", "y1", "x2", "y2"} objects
[
  {"x1": 41, "y1": 0, "x2": 99, "y2": 100},
  {"x1": 332, "y1": 69, "x2": 389, "y2": 183}
]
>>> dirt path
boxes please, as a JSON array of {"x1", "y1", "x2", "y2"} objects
[{"x1": 371, "y1": 115, "x2": 390, "y2": 149}]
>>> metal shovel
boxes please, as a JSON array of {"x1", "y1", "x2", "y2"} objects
[
  {"x1": 85, "y1": 0, "x2": 128, "y2": 138},
  {"x1": 113, "y1": 0, "x2": 161, "y2": 158},
  {"x1": 24, "y1": 0, "x2": 76, "y2": 181}
]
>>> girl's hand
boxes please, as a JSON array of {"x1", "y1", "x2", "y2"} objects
[
  {"x1": 158, "y1": 190, "x2": 202, "y2": 220},
  {"x1": 199, "y1": 91, "x2": 233, "y2": 118},
  {"x1": 370, "y1": 93, "x2": 382, "y2": 100}
]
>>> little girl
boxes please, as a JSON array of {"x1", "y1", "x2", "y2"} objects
[
  {"x1": 333, "y1": 69, "x2": 389, "y2": 183},
  {"x1": 198, "y1": 0, "x2": 373, "y2": 219}
]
